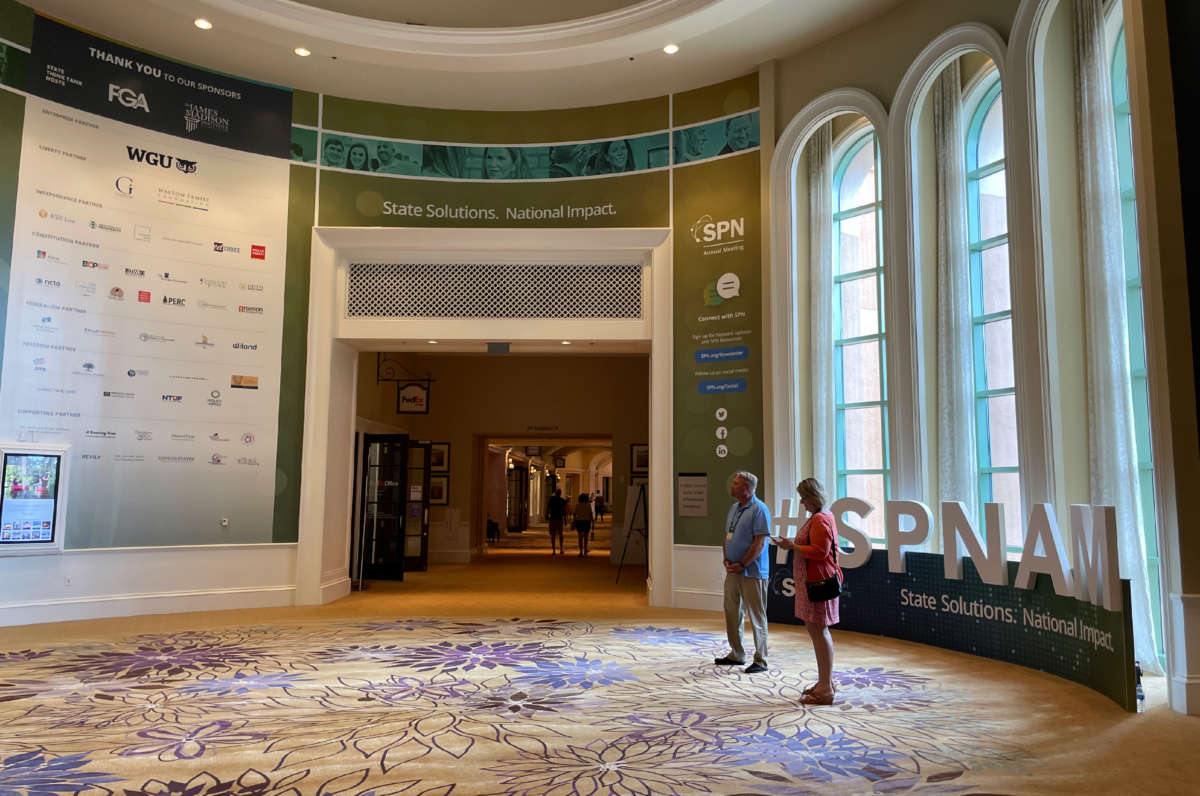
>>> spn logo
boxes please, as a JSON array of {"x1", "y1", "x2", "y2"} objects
[
  {"x1": 108, "y1": 84, "x2": 149, "y2": 112},
  {"x1": 690, "y1": 214, "x2": 745, "y2": 244},
  {"x1": 126, "y1": 146, "x2": 197, "y2": 174}
]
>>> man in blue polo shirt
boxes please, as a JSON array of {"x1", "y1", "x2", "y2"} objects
[{"x1": 715, "y1": 470, "x2": 772, "y2": 673}]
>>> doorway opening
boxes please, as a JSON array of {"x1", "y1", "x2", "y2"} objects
[{"x1": 480, "y1": 436, "x2": 614, "y2": 558}]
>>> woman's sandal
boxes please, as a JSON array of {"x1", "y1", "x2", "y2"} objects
[{"x1": 799, "y1": 688, "x2": 835, "y2": 705}]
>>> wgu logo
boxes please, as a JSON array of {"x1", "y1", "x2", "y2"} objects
[
  {"x1": 108, "y1": 84, "x2": 150, "y2": 112},
  {"x1": 690, "y1": 214, "x2": 745, "y2": 245},
  {"x1": 127, "y1": 146, "x2": 195, "y2": 172}
]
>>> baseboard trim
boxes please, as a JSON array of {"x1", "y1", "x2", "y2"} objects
[
  {"x1": 0, "y1": 585, "x2": 296, "y2": 627},
  {"x1": 320, "y1": 576, "x2": 352, "y2": 603},
  {"x1": 672, "y1": 587, "x2": 723, "y2": 612}
]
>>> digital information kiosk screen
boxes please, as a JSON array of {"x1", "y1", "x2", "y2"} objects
[{"x1": 0, "y1": 453, "x2": 62, "y2": 544}]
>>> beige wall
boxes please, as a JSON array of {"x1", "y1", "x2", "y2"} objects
[
  {"x1": 773, "y1": 0, "x2": 1022, "y2": 138},
  {"x1": 356, "y1": 352, "x2": 649, "y2": 556}
]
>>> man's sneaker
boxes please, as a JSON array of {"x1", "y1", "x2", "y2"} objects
[
  {"x1": 714, "y1": 655, "x2": 744, "y2": 666},
  {"x1": 743, "y1": 662, "x2": 768, "y2": 674}
]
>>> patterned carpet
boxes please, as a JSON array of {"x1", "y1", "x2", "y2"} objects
[{"x1": 0, "y1": 615, "x2": 1028, "y2": 795}]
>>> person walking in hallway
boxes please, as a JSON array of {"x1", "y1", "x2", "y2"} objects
[
  {"x1": 546, "y1": 489, "x2": 567, "y2": 555},
  {"x1": 573, "y1": 493, "x2": 594, "y2": 556},
  {"x1": 715, "y1": 471, "x2": 772, "y2": 674}
]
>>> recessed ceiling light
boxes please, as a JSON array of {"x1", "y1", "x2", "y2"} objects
[
  {"x1": 427, "y1": 339, "x2": 438, "y2": 344},
  {"x1": 663, "y1": 43, "x2": 679, "y2": 55},
  {"x1": 294, "y1": 47, "x2": 311, "y2": 57},
  {"x1": 194, "y1": 19, "x2": 213, "y2": 30},
  {"x1": 561, "y1": 340, "x2": 571, "y2": 345}
]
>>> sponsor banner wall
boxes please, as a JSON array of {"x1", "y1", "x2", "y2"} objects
[
  {"x1": 671, "y1": 76, "x2": 765, "y2": 546},
  {"x1": 768, "y1": 550, "x2": 1137, "y2": 710},
  {"x1": 28, "y1": 17, "x2": 292, "y2": 158},
  {"x1": 0, "y1": 23, "x2": 291, "y2": 546}
]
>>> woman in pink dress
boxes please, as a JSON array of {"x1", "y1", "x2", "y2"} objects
[{"x1": 775, "y1": 478, "x2": 841, "y2": 705}]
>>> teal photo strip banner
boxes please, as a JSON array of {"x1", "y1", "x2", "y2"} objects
[
  {"x1": 297, "y1": 129, "x2": 672, "y2": 180},
  {"x1": 674, "y1": 110, "x2": 760, "y2": 165}
]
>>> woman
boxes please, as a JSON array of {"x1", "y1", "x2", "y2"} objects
[
  {"x1": 775, "y1": 478, "x2": 841, "y2": 705},
  {"x1": 345, "y1": 142, "x2": 371, "y2": 171},
  {"x1": 482, "y1": 146, "x2": 530, "y2": 180},
  {"x1": 572, "y1": 493, "x2": 594, "y2": 556},
  {"x1": 589, "y1": 139, "x2": 636, "y2": 174}
]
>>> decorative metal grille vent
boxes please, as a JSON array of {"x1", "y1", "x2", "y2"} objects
[{"x1": 346, "y1": 262, "x2": 643, "y2": 319}]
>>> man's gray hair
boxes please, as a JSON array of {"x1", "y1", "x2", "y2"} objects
[{"x1": 733, "y1": 471, "x2": 758, "y2": 493}]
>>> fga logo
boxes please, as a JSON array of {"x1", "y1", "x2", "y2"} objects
[
  {"x1": 691, "y1": 214, "x2": 745, "y2": 245},
  {"x1": 108, "y1": 84, "x2": 150, "y2": 112},
  {"x1": 114, "y1": 176, "x2": 133, "y2": 196}
]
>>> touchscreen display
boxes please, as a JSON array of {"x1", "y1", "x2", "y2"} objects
[{"x1": 0, "y1": 453, "x2": 61, "y2": 544}]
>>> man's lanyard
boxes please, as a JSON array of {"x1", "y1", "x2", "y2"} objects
[{"x1": 728, "y1": 504, "x2": 750, "y2": 535}]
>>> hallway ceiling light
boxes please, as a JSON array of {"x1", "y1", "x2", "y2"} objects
[
  {"x1": 193, "y1": 19, "x2": 213, "y2": 30},
  {"x1": 294, "y1": 47, "x2": 311, "y2": 57},
  {"x1": 561, "y1": 340, "x2": 571, "y2": 345},
  {"x1": 663, "y1": 43, "x2": 679, "y2": 54},
  {"x1": 427, "y1": 339, "x2": 438, "y2": 344}
]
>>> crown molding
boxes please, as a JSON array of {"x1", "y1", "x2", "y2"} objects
[{"x1": 197, "y1": 0, "x2": 771, "y2": 57}]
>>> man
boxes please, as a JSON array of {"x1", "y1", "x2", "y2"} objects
[
  {"x1": 374, "y1": 141, "x2": 419, "y2": 175},
  {"x1": 718, "y1": 115, "x2": 753, "y2": 154},
  {"x1": 546, "y1": 488, "x2": 567, "y2": 556},
  {"x1": 715, "y1": 470, "x2": 772, "y2": 673},
  {"x1": 321, "y1": 135, "x2": 345, "y2": 167},
  {"x1": 675, "y1": 126, "x2": 708, "y2": 163}
]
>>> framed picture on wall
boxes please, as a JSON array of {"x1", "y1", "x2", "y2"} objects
[
  {"x1": 429, "y1": 475, "x2": 449, "y2": 505},
  {"x1": 553, "y1": 456, "x2": 566, "y2": 468},
  {"x1": 630, "y1": 443, "x2": 649, "y2": 474},
  {"x1": 430, "y1": 442, "x2": 450, "y2": 472}
]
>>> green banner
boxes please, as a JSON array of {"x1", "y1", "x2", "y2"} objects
[
  {"x1": 318, "y1": 168, "x2": 669, "y2": 228},
  {"x1": 672, "y1": 147, "x2": 764, "y2": 544}
]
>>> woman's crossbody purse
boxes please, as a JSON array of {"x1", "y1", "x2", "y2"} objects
[{"x1": 804, "y1": 524, "x2": 843, "y2": 603}]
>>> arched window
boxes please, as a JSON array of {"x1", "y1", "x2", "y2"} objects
[
  {"x1": 833, "y1": 128, "x2": 888, "y2": 542},
  {"x1": 964, "y1": 78, "x2": 1022, "y2": 549},
  {"x1": 1110, "y1": 23, "x2": 1164, "y2": 663}
]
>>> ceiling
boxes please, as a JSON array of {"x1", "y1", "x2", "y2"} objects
[
  {"x1": 31, "y1": 0, "x2": 904, "y2": 110},
  {"x1": 291, "y1": 0, "x2": 646, "y2": 28}
]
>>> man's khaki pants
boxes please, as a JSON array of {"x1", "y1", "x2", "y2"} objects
[{"x1": 723, "y1": 572, "x2": 768, "y2": 665}]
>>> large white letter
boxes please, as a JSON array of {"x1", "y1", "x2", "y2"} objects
[
  {"x1": 830, "y1": 496, "x2": 872, "y2": 569},
  {"x1": 941, "y1": 501, "x2": 1008, "y2": 585},
  {"x1": 772, "y1": 498, "x2": 806, "y2": 565},
  {"x1": 1070, "y1": 504, "x2": 1122, "y2": 611},
  {"x1": 1013, "y1": 503, "x2": 1072, "y2": 597},
  {"x1": 886, "y1": 500, "x2": 932, "y2": 573}
]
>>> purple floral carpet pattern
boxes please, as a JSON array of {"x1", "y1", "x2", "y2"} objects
[{"x1": 0, "y1": 618, "x2": 1026, "y2": 795}]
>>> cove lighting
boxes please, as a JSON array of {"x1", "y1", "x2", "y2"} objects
[
  {"x1": 294, "y1": 47, "x2": 311, "y2": 57},
  {"x1": 194, "y1": 19, "x2": 213, "y2": 30},
  {"x1": 561, "y1": 341, "x2": 571, "y2": 345},
  {"x1": 663, "y1": 43, "x2": 679, "y2": 54},
  {"x1": 427, "y1": 340, "x2": 438, "y2": 344}
]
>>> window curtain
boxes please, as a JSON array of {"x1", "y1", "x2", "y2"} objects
[
  {"x1": 1073, "y1": 0, "x2": 1162, "y2": 674},
  {"x1": 808, "y1": 123, "x2": 836, "y2": 495},
  {"x1": 934, "y1": 60, "x2": 979, "y2": 528}
]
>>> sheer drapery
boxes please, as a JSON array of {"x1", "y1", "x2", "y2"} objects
[
  {"x1": 808, "y1": 123, "x2": 836, "y2": 494},
  {"x1": 934, "y1": 60, "x2": 979, "y2": 529},
  {"x1": 1072, "y1": 0, "x2": 1161, "y2": 673}
]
